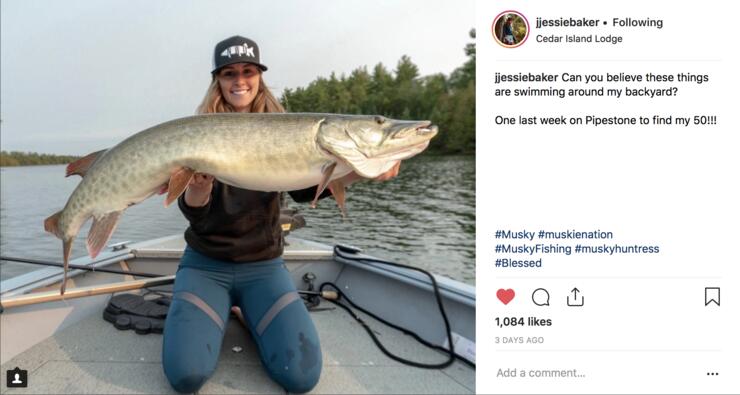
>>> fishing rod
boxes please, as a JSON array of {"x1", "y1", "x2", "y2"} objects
[
  {"x1": 0, "y1": 275, "x2": 176, "y2": 311},
  {"x1": 0, "y1": 255, "x2": 336, "y2": 311},
  {"x1": 0, "y1": 255, "x2": 338, "y2": 298},
  {"x1": 1, "y1": 255, "x2": 160, "y2": 278}
]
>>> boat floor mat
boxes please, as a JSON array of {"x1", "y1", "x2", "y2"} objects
[{"x1": 103, "y1": 293, "x2": 171, "y2": 335}]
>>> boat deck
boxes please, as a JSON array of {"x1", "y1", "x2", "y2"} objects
[{"x1": 1, "y1": 298, "x2": 473, "y2": 394}]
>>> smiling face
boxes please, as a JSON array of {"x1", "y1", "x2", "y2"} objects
[{"x1": 216, "y1": 63, "x2": 261, "y2": 112}]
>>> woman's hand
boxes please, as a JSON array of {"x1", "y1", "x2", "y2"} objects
[{"x1": 184, "y1": 173, "x2": 214, "y2": 208}]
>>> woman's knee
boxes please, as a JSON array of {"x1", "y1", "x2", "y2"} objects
[
  {"x1": 263, "y1": 331, "x2": 323, "y2": 393},
  {"x1": 163, "y1": 364, "x2": 209, "y2": 393},
  {"x1": 162, "y1": 354, "x2": 211, "y2": 393},
  {"x1": 162, "y1": 325, "x2": 219, "y2": 394},
  {"x1": 270, "y1": 362, "x2": 322, "y2": 393},
  {"x1": 161, "y1": 310, "x2": 220, "y2": 392}
]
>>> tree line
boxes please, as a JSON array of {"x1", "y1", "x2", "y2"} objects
[
  {"x1": 281, "y1": 29, "x2": 475, "y2": 155},
  {"x1": 0, "y1": 151, "x2": 80, "y2": 167}
]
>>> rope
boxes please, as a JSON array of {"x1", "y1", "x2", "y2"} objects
[{"x1": 322, "y1": 245, "x2": 475, "y2": 369}]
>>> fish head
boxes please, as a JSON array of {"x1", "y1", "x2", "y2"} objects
[{"x1": 317, "y1": 115, "x2": 438, "y2": 178}]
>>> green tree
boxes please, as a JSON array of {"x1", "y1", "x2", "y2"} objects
[
  {"x1": 326, "y1": 72, "x2": 351, "y2": 113},
  {"x1": 279, "y1": 29, "x2": 476, "y2": 155},
  {"x1": 0, "y1": 151, "x2": 80, "y2": 167},
  {"x1": 369, "y1": 63, "x2": 394, "y2": 115},
  {"x1": 449, "y1": 29, "x2": 476, "y2": 91},
  {"x1": 346, "y1": 67, "x2": 371, "y2": 114},
  {"x1": 393, "y1": 55, "x2": 421, "y2": 118}
]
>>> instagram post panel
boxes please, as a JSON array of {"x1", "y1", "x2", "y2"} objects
[{"x1": 0, "y1": 0, "x2": 738, "y2": 394}]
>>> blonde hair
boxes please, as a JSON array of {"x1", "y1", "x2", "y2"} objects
[{"x1": 196, "y1": 74, "x2": 285, "y2": 114}]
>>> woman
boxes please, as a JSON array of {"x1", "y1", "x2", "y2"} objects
[
  {"x1": 502, "y1": 17, "x2": 517, "y2": 45},
  {"x1": 162, "y1": 36, "x2": 400, "y2": 393}
]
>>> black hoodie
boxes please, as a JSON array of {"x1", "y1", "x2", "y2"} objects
[{"x1": 178, "y1": 181, "x2": 329, "y2": 262}]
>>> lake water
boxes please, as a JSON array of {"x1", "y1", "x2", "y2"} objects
[{"x1": 0, "y1": 155, "x2": 475, "y2": 284}]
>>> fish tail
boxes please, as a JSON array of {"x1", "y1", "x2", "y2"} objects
[
  {"x1": 60, "y1": 239, "x2": 72, "y2": 295},
  {"x1": 45, "y1": 211, "x2": 74, "y2": 294},
  {"x1": 44, "y1": 211, "x2": 63, "y2": 238}
]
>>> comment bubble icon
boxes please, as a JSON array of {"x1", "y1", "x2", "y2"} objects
[{"x1": 532, "y1": 288, "x2": 550, "y2": 306}]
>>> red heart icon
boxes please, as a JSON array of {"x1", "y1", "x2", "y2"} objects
[{"x1": 497, "y1": 288, "x2": 515, "y2": 305}]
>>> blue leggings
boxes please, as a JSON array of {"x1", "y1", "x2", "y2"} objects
[{"x1": 162, "y1": 247, "x2": 322, "y2": 393}]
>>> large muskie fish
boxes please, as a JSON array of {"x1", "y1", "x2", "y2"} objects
[{"x1": 44, "y1": 113, "x2": 437, "y2": 293}]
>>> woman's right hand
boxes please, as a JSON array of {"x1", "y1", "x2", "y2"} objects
[{"x1": 184, "y1": 173, "x2": 214, "y2": 208}]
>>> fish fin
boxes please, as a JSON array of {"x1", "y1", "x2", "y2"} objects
[
  {"x1": 165, "y1": 167, "x2": 195, "y2": 207},
  {"x1": 86, "y1": 211, "x2": 122, "y2": 259},
  {"x1": 339, "y1": 171, "x2": 365, "y2": 186},
  {"x1": 311, "y1": 162, "x2": 337, "y2": 208},
  {"x1": 319, "y1": 141, "x2": 398, "y2": 178},
  {"x1": 44, "y1": 211, "x2": 62, "y2": 238},
  {"x1": 379, "y1": 160, "x2": 400, "y2": 175},
  {"x1": 328, "y1": 179, "x2": 348, "y2": 218},
  {"x1": 65, "y1": 149, "x2": 107, "y2": 178},
  {"x1": 354, "y1": 159, "x2": 399, "y2": 178},
  {"x1": 60, "y1": 238, "x2": 72, "y2": 295},
  {"x1": 157, "y1": 183, "x2": 168, "y2": 195}
]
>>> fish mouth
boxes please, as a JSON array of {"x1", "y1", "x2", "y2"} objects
[
  {"x1": 392, "y1": 121, "x2": 438, "y2": 139},
  {"x1": 415, "y1": 121, "x2": 435, "y2": 135}
]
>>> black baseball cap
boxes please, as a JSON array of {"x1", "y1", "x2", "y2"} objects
[{"x1": 212, "y1": 36, "x2": 268, "y2": 75}]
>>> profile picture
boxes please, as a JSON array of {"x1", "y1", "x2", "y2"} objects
[{"x1": 492, "y1": 11, "x2": 529, "y2": 48}]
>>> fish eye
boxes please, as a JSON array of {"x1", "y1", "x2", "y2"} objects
[{"x1": 374, "y1": 116, "x2": 384, "y2": 125}]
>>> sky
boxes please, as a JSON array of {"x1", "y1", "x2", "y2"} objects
[{"x1": 0, "y1": 0, "x2": 474, "y2": 155}]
